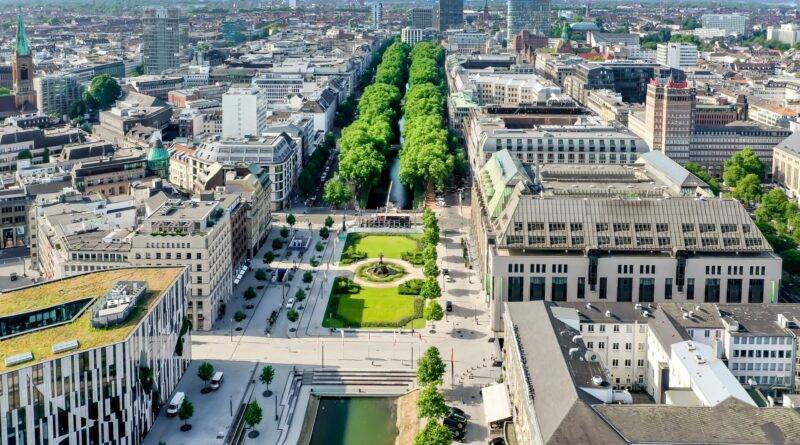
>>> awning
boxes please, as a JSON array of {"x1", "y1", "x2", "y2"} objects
[{"x1": 482, "y1": 383, "x2": 512, "y2": 425}]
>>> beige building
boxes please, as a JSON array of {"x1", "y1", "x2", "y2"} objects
[
  {"x1": 773, "y1": 133, "x2": 800, "y2": 201},
  {"x1": 471, "y1": 150, "x2": 781, "y2": 332},
  {"x1": 129, "y1": 198, "x2": 233, "y2": 330},
  {"x1": 222, "y1": 165, "x2": 273, "y2": 257}
]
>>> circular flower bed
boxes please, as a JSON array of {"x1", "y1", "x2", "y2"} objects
[{"x1": 355, "y1": 261, "x2": 407, "y2": 283}]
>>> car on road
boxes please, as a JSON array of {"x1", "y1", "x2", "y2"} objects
[
  {"x1": 10, "y1": 272, "x2": 17, "y2": 281},
  {"x1": 166, "y1": 392, "x2": 185, "y2": 417},
  {"x1": 446, "y1": 301, "x2": 453, "y2": 312},
  {"x1": 448, "y1": 406, "x2": 469, "y2": 420},
  {"x1": 443, "y1": 416, "x2": 466, "y2": 430},
  {"x1": 286, "y1": 298, "x2": 295, "y2": 309},
  {"x1": 210, "y1": 371, "x2": 224, "y2": 390}
]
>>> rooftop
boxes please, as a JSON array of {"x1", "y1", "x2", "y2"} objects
[{"x1": 0, "y1": 267, "x2": 183, "y2": 372}]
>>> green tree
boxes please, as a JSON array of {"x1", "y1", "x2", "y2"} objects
[
  {"x1": 781, "y1": 249, "x2": 800, "y2": 275},
  {"x1": 68, "y1": 99, "x2": 86, "y2": 119},
  {"x1": 684, "y1": 162, "x2": 720, "y2": 196},
  {"x1": 272, "y1": 238, "x2": 284, "y2": 250},
  {"x1": 0, "y1": 87, "x2": 11, "y2": 96},
  {"x1": 423, "y1": 244, "x2": 437, "y2": 262},
  {"x1": 324, "y1": 176, "x2": 353, "y2": 207},
  {"x1": 243, "y1": 401, "x2": 263, "y2": 431},
  {"x1": 424, "y1": 259, "x2": 439, "y2": 278},
  {"x1": 234, "y1": 311, "x2": 246, "y2": 322},
  {"x1": 420, "y1": 277, "x2": 442, "y2": 299},
  {"x1": 41, "y1": 148, "x2": 50, "y2": 163},
  {"x1": 17, "y1": 150, "x2": 32, "y2": 160},
  {"x1": 303, "y1": 271, "x2": 313, "y2": 283},
  {"x1": 260, "y1": 365, "x2": 276, "y2": 393},
  {"x1": 264, "y1": 251, "x2": 275, "y2": 264},
  {"x1": 424, "y1": 300, "x2": 444, "y2": 328},
  {"x1": 178, "y1": 398, "x2": 194, "y2": 429},
  {"x1": 255, "y1": 268, "x2": 268, "y2": 280},
  {"x1": 244, "y1": 287, "x2": 257, "y2": 300},
  {"x1": 197, "y1": 362, "x2": 214, "y2": 389},
  {"x1": 287, "y1": 309, "x2": 299, "y2": 322},
  {"x1": 417, "y1": 346, "x2": 446, "y2": 385},
  {"x1": 723, "y1": 148, "x2": 766, "y2": 185},
  {"x1": 87, "y1": 74, "x2": 121, "y2": 109},
  {"x1": 414, "y1": 419, "x2": 453, "y2": 445},
  {"x1": 286, "y1": 214, "x2": 296, "y2": 228},
  {"x1": 416, "y1": 384, "x2": 448, "y2": 419},
  {"x1": 295, "y1": 289, "x2": 306, "y2": 301},
  {"x1": 319, "y1": 226, "x2": 330, "y2": 239},
  {"x1": 280, "y1": 227, "x2": 290, "y2": 238},
  {"x1": 325, "y1": 216, "x2": 335, "y2": 228},
  {"x1": 732, "y1": 173, "x2": 763, "y2": 204},
  {"x1": 82, "y1": 90, "x2": 98, "y2": 110}
]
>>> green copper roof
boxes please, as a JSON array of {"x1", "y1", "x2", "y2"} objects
[
  {"x1": 147, "y1": 144, "x2": 169, "y2": 163},
  {"x1": 15, "y1": 14, "x2": 31, "y2": 57}
]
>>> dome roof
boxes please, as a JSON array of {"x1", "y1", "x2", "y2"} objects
[{"x1": 147, "y1": 131, "x2": 169, "y2": 162}]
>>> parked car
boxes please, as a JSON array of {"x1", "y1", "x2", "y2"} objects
[
  {"x1": 166, "y1": 392, "x2": 185, "y2": 416},
  {"x1": 9, "y1": 272, "x2": 17, "y2": 281},
  {"x1": 448, "y1": 406, "x2": 469, "y2": 422},
  {"x1": 210, "y1": 371, "x2": 224, "y2": 390},
  {"x1": 443, "y1": 416, "x2": 466, "y2": 431},
  {"x1": 286, "y1": 298, "x2": 295, "y2": 309}
]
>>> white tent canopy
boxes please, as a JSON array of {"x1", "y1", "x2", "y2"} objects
[{"x1": 481, "y1": 383, "x2": 512, "y2": 425}]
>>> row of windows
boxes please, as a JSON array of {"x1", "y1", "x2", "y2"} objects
[
  {"x1": 516, "y1": 222, "x2": 751, "y2": 236},
  {"x1": 497, "y1": 137, "x2": 637, "y2": 150},
  {"x1": 732, "y1": 349, "x2": 793, "y2": 359},
  {"x1": 732, "y1": 362, "x2": 790, "y2": 371},
  {"x1": 737, "y1": 375, "x2": 787, "y2": 385},
  {"x1": 732, "y1": 336, "x2": 791, "y2": 345}
]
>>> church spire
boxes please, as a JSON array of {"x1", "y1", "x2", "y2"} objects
[{"x1": 15, "y1": 13, "x2": 31, "y2": 57}]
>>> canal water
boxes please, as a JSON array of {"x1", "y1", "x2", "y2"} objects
[
  {"x1": 365, "y1": 117, "x2": 411, "y2": 210},
  {"x1": 309, "y1": 397, "x2": 398, "y2": 445}
]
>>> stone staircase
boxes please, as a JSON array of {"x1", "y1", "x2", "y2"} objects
[{"x1": 311, "y1": 368, "x2": 417, "y2": 387}]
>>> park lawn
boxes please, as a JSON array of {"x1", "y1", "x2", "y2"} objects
[
  {"x1": 343, "y1": 233, "x2": 421, "y2": 260},
  {"x1": 323, "y1": 286, "x2": 425, "y2": 329}
]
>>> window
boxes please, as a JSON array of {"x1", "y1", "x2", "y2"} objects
[
  {"x1": 508, "y1": 277, "x2": 524, "y2": 302},
  {"x1": 530, "y1": 277, "x2": 545, "y2": 301},
  {"x1": 749, "y1": 279, "x2": 764, "y2": 303},
  {"x1": 599, "y1": 277, "x2": 608, "y2": 299},
  {"x1": 665, "y1": 278, "x2": 673, "y2": 299},
  {"x1": 705, "y1": 278, "x2": 720, "y2": 303},
  {"x1": 577, "y1": 277, "x2": 585, "y2": 299},
  {"x1": 639, "y1": 278, "x2": 655, "y2": 302},
  {"x1": 612, "y1": 359, "x2": 619, "y2": 367},
  {"x1": 687, "y1": 278, "x2": 695, "y2": 300},
  {"x1": 682, "y1": 224, "x2": 695, "y2": 232},
  {"x1": 612, "y1": 342, "x2": 620, "y2": 350},
  {"x1": 727, "y1": 279, "x2": 742, "y2": 303},
  {"x1": 552, "y1": 277, "x2": 568, "y2": 302},
  {"x1": 618, "y1": 277, "x2": 633, "y2": 302}
]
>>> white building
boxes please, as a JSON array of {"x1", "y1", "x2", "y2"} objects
[
  {"x1": 767, "y1": 23, "x2": 800, "y2": 45},
  {"x1": 35, "y1": 74, "x2": 85, "y2": 118},
  {"x1": 222, "y1": 86, "x2": 268, "y2": 139},
  {"x1": 183, "y1": 65, "x2": 211, "y2": 87},
  {"x1": 251, "y1": 73, "x2": 306, "y2": 103},
  {"x1": 0, "y1": 268, "x2": 191, "y2": 444},
  {"x1": 656, "y1": 42, "x2": 698, "y2": 69},
  {"x1": 372, "y1": 2, "x2": 383, "y2": 29},
  {"x1": 701, "y1": 14, "x2": 749, "y2": 36}
]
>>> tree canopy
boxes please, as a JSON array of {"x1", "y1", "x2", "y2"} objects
[
  {"x1": 324, "y1": 175, "x2": 353, "y2": 207},
  {"x1": 684, "y1": 162, "x2": 720, "y2": 196},
  {"x1": 414, "y1": 419, "x2": 453, "y2": 445},
  {"x1": 87, "y1": 74, "x2": 121, "y2": 109},
  {"x1": 723, "y1": 147, "x2": 765, "y2": 186},
  {"x1": 416, "y1": 383, "x2": 449, "y2": 419},
  {"x1": 417, "y1": 346, "x2": 446, "y2": 385}
]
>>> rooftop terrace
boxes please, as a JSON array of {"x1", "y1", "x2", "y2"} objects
[{"x1": 0, "y1": 267, "x2": 183, "y2": 372}]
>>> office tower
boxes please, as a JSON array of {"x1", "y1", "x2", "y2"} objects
[
  {"x1": 701, "y1": 13, "x2": 749, "y2": 35},
  {"x1": 373, "y1": 3, "x2": 384, "y2": 29},
  {"x1": 507, "y1": 0, "x2": 550, "y2": 42},
  {"x1": 656, "y1": 42, "x2": 698, "y2": 69},
  {"x1": 34, "y1": 74, "x2": 84, "y2": 117},
  {"x1": 410, "y1": 7, "x2": 435, "y2": 29},
  {"x1": 12, "y1": 14, "x2": 35, "y2": 110},
  {"x1": 142, "y1": 7, "x2": 183, "y2": 75},
  {"x1": 222, "y1": 87, "x2": 268, "y2": 139},
  {"x1": 438, "y1": 0, "x2": 464, "y2": 31},
  {"x1": 643, "y1": 77, "x2": 696, "y2": 162}
]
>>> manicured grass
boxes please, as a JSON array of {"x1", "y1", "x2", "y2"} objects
[
  {"x1": 323, "y1": 285, "x2": 424, "y2": 329},
  {"x1": 342, "y1": 233, "x2": 421, "y2": 260}
]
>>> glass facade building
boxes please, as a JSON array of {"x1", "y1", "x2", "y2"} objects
[{"x1": 506, "y1": 0, "x2": 550, "y2": 42}]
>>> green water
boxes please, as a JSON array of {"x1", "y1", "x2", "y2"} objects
[{"x1": 309, "y1": 397, "x2": 398, "y2": 445}]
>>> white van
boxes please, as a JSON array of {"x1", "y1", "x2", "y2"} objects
[
  {"x1": 166, "y1": 392, "x2": 185, "y2": 416},
  {"x1": 210, "y1": 371, "x2": 224, "y2": 390}
]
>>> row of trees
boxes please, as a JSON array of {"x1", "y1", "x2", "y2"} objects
[
  {"x1": 414, "y1": 347, "x2": 453, "y2": 445},
  {"x1": 399, "y1": 42, "x2": 454, "y2": 191},
  {"x1": 336, "y1": 40, "x2": 410, "y2": 195},
  {"x1": 420, "y1": 209, "x2": 444, "y2": 325},
  {"x1": 298, "y1": 132, "x2": 335, "y2": 197}
]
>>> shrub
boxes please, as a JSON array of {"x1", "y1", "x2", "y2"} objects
[
  {"x1": 355, "y1": 261, "x2": 406, "y2": 282},
  {"x1": 399, "y1": 278, "x2": 425, "y2": 295},
  {"x1": 303, "y1": 271, "x2": 313, "y2": 283},
  {"x1": 272, "y1": 238, "x2": 284, "y2": 250},
  {"x1": 401, "y1": 250, "x2": 425, "y2": 265},
  {"x1": 263, "y1": 251, "x2": 275, "y2": 264},
  {"x1": 325, "y1": 216, "x2": 335, "y2": 228},
  {"x1": 319, "y1": 226, "x2": 330, "y2": 239},
  {"x1": 341, "y1": 248, "x2": 367, "y2": 265},
  {"x1": 295, "y1": 289, "x2": 306, "y2": 301},
  {"x1": 244, "y1": 287, "x2": 257, "y2": 300},
  {"x1": 315, "y1": 241, "x2": 324, "y2": 252},
  {"x1": 255, "y1": 269, "x2": 268, "y2": 281},
  {"x1": 333, "y1": 277, "x2": 360, "y2": 294},
  {"x1": 286, "y1": 309, "x2": 299, "y2": 322},
  {"x1": 310, "y1": 259, "x2": 320, "y2": 267},
  {"x1": 234, "y1": 311, "x2": 246, "y2": 322},
  {"x1": 280, "y1": 227, "x2": 289, "y2": 238}
]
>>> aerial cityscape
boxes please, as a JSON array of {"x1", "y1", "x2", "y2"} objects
[{"x1": 6, "y1": 0, "x2": 800, "y2": 444}]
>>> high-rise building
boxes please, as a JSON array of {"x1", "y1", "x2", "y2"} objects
[
  {"x1": 142, "y1": 7, "x2": 183, "y2": 75},
  {"x1": 507, "y1": 0, "x2": 550, "y2": 42},
  {"x1": 410, "y1": 7, "x2": 435, "y2": 29},
  {"x1": 34, "y1": 74, "x2": 85, "y2": 118},
  {"x1": 372, "y1": 3, "x2": 384, "y2": 29},
  {"x1": 656, "y1": 42, "x2": 698, "y2": 69},
  {"x1": 640, "y1": 77, "x2": 696, "y2": 163},
  {"x1": 701, "y1": 13, "x2": 749, "y2": 35},
  {"x1": 222, "y1": 87, "x2": 268, "y2": 139},
  {"x1": 438, "y1": 0, "x2": 464, "y2": 31},
  {"x1": 12, "y1": 14, "x2": 36, "y2": 110}
]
